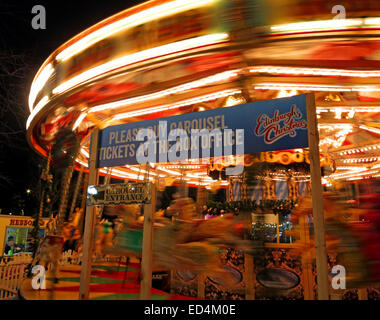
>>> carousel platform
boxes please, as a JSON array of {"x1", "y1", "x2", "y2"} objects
[{"x1": 19, "y1": 261, "x2": 199, "y2": 300}]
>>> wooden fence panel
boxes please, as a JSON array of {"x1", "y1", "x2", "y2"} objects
[{"x1": 0, "y1": 253, "x2": 32, "y2": 300}]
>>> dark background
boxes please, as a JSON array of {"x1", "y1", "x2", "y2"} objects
[{"x1": 0, "y1": 0, "x2": 143, "y2": 215}]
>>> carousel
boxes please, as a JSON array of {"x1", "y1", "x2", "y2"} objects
[{"x1": 23, "y1": 0, "x2": 380, "y2": 300}]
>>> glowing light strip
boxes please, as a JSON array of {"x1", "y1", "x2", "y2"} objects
[
  {"x1": 112, "y1": 89, "x2": 241, "y2": 120},
  {"x1": 339, "y1": 144, "x2": 380, "y2": 156},
  {"x1": 72, "y1": 112, "x2": 87, "y2": 130},
  {"x1": 161, "y1": 165, "x2": 202, "y2": 170},
  {"x1": 103, "y1": 168, "x2": 154, "y2": 181},
  {"x1": 89, "y1": 70, "x2": 238, "y2": 113},
  {"x1": 29, "y1": 64, "x2": 54, "y2": 112},
  {"x1": 354, "y1": 87, "x2": 380, "y2": 92},
  {"x1": 364, "y1": 18, "x2": 380, "y2": 26},
  {"x1": 76, "y1": 159, "x2": 88, "y2": 168},
  {"x1": 317, "y1": 107, "x2": 380, "y2": 113},
  {"x1": 271, "y1": 18, "x2": 362, "y2": 33},
  {"x1": 186, "y1": 173, "x2": 213, "y2": 180},
  {"x1": 26, "y1": 96, "x2": 49, "y2": 129},
  {"x1": 124, "y1": 165, "x2": 158, "y2": 176},
  {"x1": 343, "y1": 157, "x2": 380, "y2": 164},
  {"x1": 359, "y1": 125, "x2": 380, "y2": 135},
  {"x1": 330, "y1": 169, "x2": 373, "y2": 178},
  {"x1": 80, "y1": 148, "x2": 90, "y2": 158},
  {"x1": 347, "y1": 177, "x2": 365, "y2": 181},
  {"x1": 335, "y1": 166, "x2": 367, "y2": 171},
  {"x1": 250, "y1": 66, "x2": 380, "y2": 78},
  {"x1": 76, "y1": 158, "x2": 154, "y2": 180},
  {"x1": 269, "y1": 17, "x2": 380, "y2": 35},
  {"x1": 371, "y1": 163, "x2": 380, "y2": 169},
  {"x1": 318, "y1": 124, "x2": 353, "y2": 130},
  {"x1": 53, "y1": 33, "x2": 229, "y2": 95},
  {"x1": 56, "y1": 0, "x2": 216, "y2": 62},
  {"x1": 330, "y1": 169, "x2": 380, "y2": 180},
  {"x1": 156, "y1": 167, "x2": 181, "y2": 176},
  {"x1": 254, "y1": 83, "x2": 351, "y2": 92},
  {"x1": 255, "y1": 83, "x2": 380, "y2": 93}
]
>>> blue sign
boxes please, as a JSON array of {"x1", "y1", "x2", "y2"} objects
[{"x1": 96, "y1": 94, "x2": 309, "y2": 168}]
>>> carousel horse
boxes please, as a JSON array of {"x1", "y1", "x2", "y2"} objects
[
  {"x1": 94, "y1": 219, "x2": 114, "y2": 257},
  {"x1": 102, "y1": 199, "x2": 248, "y2": 285},
  {"x1": 62, "y1": 208, "x2": 83, "y2": 252},
  {"x1": 32, "y1": 235, "x2": 64, "y2": 282}
]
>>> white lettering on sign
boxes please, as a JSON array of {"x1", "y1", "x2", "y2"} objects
[{"x1": 98, "y1": 117, "x2": 243, "y2": 175}]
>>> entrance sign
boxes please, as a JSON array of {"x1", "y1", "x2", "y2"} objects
[
  {"x1": 96, "y1": 94, "x2": 309, "y2": 168},
  {"x1": 87, "y1": 182, "x2": 152, "y2": 206}
]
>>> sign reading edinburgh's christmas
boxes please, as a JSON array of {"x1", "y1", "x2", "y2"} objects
[{"x1": 95, "y1": 94, "x2": 309, "y2": 168}]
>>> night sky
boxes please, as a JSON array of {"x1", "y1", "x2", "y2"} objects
[{"x1": 0, "y1": 0, "x2": 143, "y2": 214}]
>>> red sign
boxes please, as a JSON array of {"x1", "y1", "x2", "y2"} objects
[{"x1": 9, "y1": 219, "x2": 45, "y2": 227}]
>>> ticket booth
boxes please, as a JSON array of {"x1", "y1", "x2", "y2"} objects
[{"x1": 0, "y1": 215, "x2": 49, "y2": 256}]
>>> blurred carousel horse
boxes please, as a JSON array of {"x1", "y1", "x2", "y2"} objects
[
  {"x1": 287, "y1": 193, "x2": 379, "y2": 288},
  {"x1": 32, "y1": 235, "x2": 64, "y2": 282},
  {"x1": 102, "y1": 200, "x2": 249, "y2": 284}
]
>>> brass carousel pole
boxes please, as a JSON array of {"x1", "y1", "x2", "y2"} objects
[
  {"x1": 68, "y1": 165, "x2": 84, "y2": 220},
  {"x1": 140, "y1": 163, "x2": 156, "y2": 300},
  {"x1": 79, "y1": 128, "x2": 100, "y2": 300},
  {"x1": 306, "y1": 93, "x2": 329, "y2": 300},
  {"x1": 49, "y1": 151, "x2": 77, "y2": 299}
]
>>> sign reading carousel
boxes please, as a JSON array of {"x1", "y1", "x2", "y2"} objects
[{"x1": 87, "y1": 182, "x2": 152, "y2": 206}]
